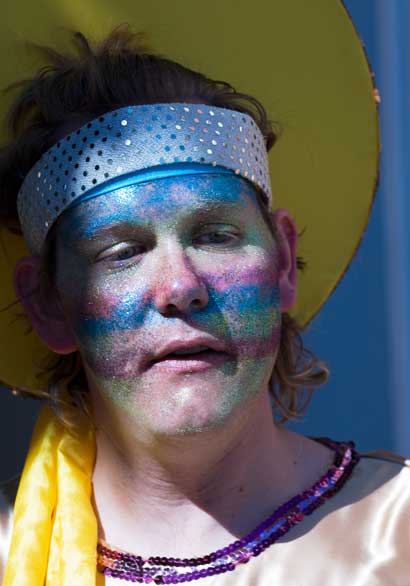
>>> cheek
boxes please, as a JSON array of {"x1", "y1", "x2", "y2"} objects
[
  {"x1": 197, "y1": 257, "x2": 281, "y2": 358},
  {"x1": 65, "y1": 294, "x2": 149, "y2": 379},
  {"x1": 59, "y1": 270, "x2": 150, "y2": 359},
  {"x1": 58, "y1": 251, "x2": 280, "y2": 376}
]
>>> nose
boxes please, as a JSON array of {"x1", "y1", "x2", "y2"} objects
[{"x1": 153, "y1": 247, "x2": 209, "y2": 315}]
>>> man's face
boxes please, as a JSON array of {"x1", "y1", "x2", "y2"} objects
[{"x1": 53, "y1": 174, "x2": 282, "y2": 434}]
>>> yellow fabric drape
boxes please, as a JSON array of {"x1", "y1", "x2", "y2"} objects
[{"x1": 3, "y1": 403, "x2": 97, "y2": 586}]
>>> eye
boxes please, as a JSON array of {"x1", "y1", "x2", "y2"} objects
[
  {"x1": 194, "y1": 227, "x2": 240, "y2": 247},
  {"x1": 113, "y1": 246, "x2": 141, "y2": 261},
  {"x1": 97, "y1": 243, "x2": 145, "y2": 263}
]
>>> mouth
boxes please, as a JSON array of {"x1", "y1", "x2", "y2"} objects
[{"x1": 149, "y1": 346, "x2": 230, "y2": 372}]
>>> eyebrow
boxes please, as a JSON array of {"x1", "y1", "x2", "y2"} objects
[
  {"x1": 75, "y1": 221, "x2": 150, "y2": 247},
  {"x1": 179, "y1": 200, "x2": 244, "y2": 221},
  {"x1": 80, "y1": 199, "x2": 244, "y2": 237}
]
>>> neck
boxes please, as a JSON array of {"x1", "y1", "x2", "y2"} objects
[{"x1": 90, "y1": 389, "x2": 331, "y2": 558}]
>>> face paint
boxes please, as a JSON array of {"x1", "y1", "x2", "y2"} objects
[{"x1": 54, "y1": 174, "x2": 281, "y2": 434}]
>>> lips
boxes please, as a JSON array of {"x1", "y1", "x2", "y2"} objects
[
  {"x1": 150, "y1": 350, "x2": 229, "y2": 373},
  {"x1": 155, "y1": 348, "x2": 217, "y2": 362},
  {"x1": 146, "y1": 337, "x2": 229, "y2": 371}
]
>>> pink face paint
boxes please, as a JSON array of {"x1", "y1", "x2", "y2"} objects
[{"x1": 54, "y1": 174, "x2": 281, "y2": 434}]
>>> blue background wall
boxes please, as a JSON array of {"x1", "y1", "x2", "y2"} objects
[
  {"x1": 1, "y1": 0, "x2": 409, "y2": 482},
  {"x1": 288, "y1": 0, "x2": 410, "y2": 456}
]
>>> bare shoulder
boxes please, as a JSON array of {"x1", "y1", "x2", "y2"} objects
[{"x1": 0, "y1": 476, "x2": 19, "y2": 585}]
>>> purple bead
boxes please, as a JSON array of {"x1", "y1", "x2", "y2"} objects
[{"x1": 95, "y1": 445, "x2": 359, "y2": 584}]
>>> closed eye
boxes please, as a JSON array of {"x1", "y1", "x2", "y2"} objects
[
  {"x1": 96, "y1": 242, "x2": 146, "y2": 263},
  {"x1": 194, "y1": 225, "x2": 241, "y2": 247},
  {"x1": 94, "y1": 225, "x2": 241, "y2": 265}
]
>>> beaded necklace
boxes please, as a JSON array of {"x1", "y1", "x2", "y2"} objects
[{"x1": 97, "y1": 439, "x2": 359, "y2": 584}]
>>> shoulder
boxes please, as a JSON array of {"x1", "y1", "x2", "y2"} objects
[
  {"x1": 329, "y1": 443, "x2": 410, "y2": 509},
  {"x1": 313, "y1": 436, "x2": 410, "y2": 502},
  {"x1": 321, "y1": 445, "x2": 410, "y2": 570},
  {"x1": 0, "y1": 475, "x2": 19, "y2": 584},
  {"x1": 351, "y1": 446, "x2": 410, "y2": 510},
  {"x1": 354, "y1": 446, "x2": 410, "y2": 492},
  {"x1": 268, "y1": 442, "x2": 410, "y2": 584},
  {"x1": 360, "y1": 446, "x2": 410, "y2": 467},
  {"x1": 310, "y1": 439, "x2": 410, "y2": 546}
]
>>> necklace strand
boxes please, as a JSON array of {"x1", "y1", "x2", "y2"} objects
[{"x1": 97, "y1": 439, "x2": 359, "y2": 583}]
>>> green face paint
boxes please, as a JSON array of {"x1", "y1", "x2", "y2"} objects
[{"x1": 55, "y1": 174, "x2": 281, "y2": 435}]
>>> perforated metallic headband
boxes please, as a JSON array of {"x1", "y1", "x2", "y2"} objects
[{"x1": 17, "y1": 103, "x2": 272, "y2": 254}]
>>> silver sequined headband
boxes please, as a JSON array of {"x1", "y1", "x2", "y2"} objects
[{"x1": 17, "y1": 103, "x2": 272, "y2": 254}]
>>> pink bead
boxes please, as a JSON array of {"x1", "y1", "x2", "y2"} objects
[{"x1": 96, "y1": 443, "x2": 358, "y2": 583}]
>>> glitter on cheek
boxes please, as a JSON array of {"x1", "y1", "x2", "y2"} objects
[
  {"x1": 70, "y1": 278, "x2": 156, "y2": 381},
  {"x1": 75, "y1": 287, "x2": 151, "y2": 338},
  {"x1": 196, "y1": 260, "x2": 281, "y2": 341},
  {"x1": 54, "y1": 172, "x2": 282, "y2": 431},
  {"x1": 104, "y1": 380, "x2": 131, "y2": 413}
]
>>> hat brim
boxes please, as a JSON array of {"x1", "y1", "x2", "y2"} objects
[{"x1": 0, "y1": 0, "x2": 379, "y2": 390}]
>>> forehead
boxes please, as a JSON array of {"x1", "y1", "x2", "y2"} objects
[{"x1": 57, "y1": 173, "x2": 261, "y2": 238}]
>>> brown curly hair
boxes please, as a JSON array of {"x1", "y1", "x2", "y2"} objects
[{"x1": 0, "y1": 26, "x2": 329, "y2": 428}]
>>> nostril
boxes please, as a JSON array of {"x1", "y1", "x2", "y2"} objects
[{"x1": 156, "y1": 284, "x2": 208, "y2": 315}]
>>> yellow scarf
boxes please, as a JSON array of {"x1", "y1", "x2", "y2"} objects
[{"x1": 3, "y1": 402, "x2": 97, "y2": 585}]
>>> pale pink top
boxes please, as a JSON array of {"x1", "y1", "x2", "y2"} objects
[{"x1": 1, "y1": 449, "x2": 409, "y2": 585}]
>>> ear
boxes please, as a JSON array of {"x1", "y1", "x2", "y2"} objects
[
  {"x1": 270, "y1": 208, "x2": 298, "y2": 312},
  {"x1": 13, "y1": 255, "x2": 77, "y2": 354}
]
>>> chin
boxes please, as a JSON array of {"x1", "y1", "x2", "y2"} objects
[{"x1": 148, "y1": 397, "x2": 234, "y2": 437}]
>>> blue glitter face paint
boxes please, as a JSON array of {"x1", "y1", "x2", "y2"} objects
[{"x1": 54, "y1": 174, "x2": 282, "y2": 434}]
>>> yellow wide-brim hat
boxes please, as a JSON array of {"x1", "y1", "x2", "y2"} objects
[{"x1": 0, "y1": 0, "x2": 379, "y2": 392}]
